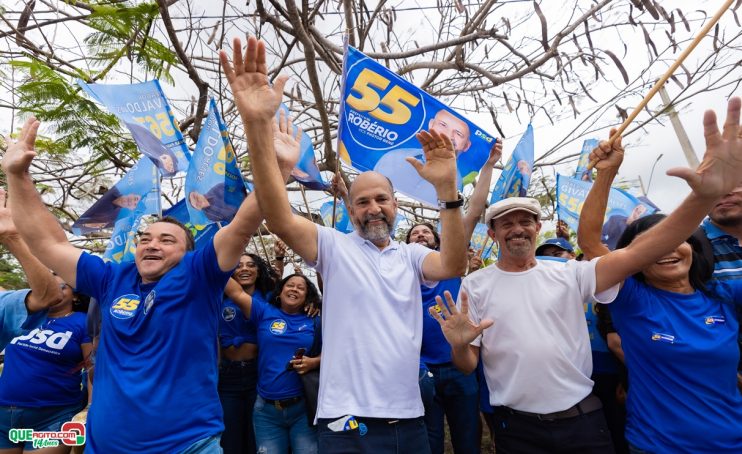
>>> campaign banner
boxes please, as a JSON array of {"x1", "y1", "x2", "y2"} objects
[
  {"x1": 575, "y1": 138, "x2": 598, "y2": 182},
  {"x1": 337, "y1": 45, "x2": 496, "y2": 207},
  {"x1": 103, "y1": 215, "x2": 141, "y2": 263},
  {"x1": 78, "y1": 79, "x2": 190, "y2": 177},
  {"x1": 469, "y1": 222, "x2": 493, "y2": 260},
  {"x1": 185, "y1": 99, "x2": 247, "y2": 225},
  {"x1": 163, "y1": 198, "x2": 220, "y2": 249},
  {"x1": 320, "y1": 200, "x2": 354, "y2": 233},
  {"x1": 556, "y1": 174, "x2": 657, "y2": 250},
  {"x1": 489, "y1": 124, "x2": 534, "y2": 203},
  {"x1": 277, "y1": 104, "x2": 329, "y2": 190},
  {"x1": 72, "y1": 157, "x2": 160, "y2": 235}
]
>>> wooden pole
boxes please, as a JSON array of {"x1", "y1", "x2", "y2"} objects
[{"x1": 658, "y1": 85, "x2": 700, "y2": 169}]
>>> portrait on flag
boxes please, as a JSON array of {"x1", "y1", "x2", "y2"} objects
[{"x1": 489, "y1": 124, "x2": 534, "y2": 203}]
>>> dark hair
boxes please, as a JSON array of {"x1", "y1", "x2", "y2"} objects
[
  {"x1": 155, "y1": 216, "x2": 195, "y2": 251},
  {"x1": 405, "y1": 222, "x2": 440, "y2": 248},
  {"x1": 242, "y1": 253, "x2": 276, "y2": 296},
  {"x1": 270, "y1": 273, "x2": 321, "y2": 310},
  {"x1": 615, "y1": 213, "x2": 714, "y2": 292}
]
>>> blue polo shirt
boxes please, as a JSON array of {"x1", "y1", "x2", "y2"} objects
[
  {"x1": 420, "y1": 278, "x2": 461, "y2": 365},
  {"x1": 252, "y1": 298, "x2": 317, "y2": 400},
  {"x1": 75, "y1": 240, "x2": 232, "y2": 453},
  {"x1": 219, "y1": 291, "x2": 264, "y2": 348},
  {"x1": 611, "y1": 277, "x2": 742, "y2": 453}
]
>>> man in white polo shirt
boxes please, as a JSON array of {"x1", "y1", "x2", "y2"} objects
[{"x1": 220, "y1": 36, "x2": 467, "y2": 453}]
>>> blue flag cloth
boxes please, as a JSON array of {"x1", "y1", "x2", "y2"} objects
[
  {"x1": 78, "y1": 80, "x2": 191, "y2": 177},
  {"x1": 489, "y1": 124, "x2": 534, "y2": 203},
  {"x1": 556, "y1": 174, "x2": 657, "y2": 250},
  {"x1": 277, "y1": 104, "x2": 329, "y2": 191},
  {"x1": 575, "y1": 139, "x2": 598, "y2": 182},
  {"x1": 72, "y1": 157, "x2": 161, "y2": 235},
  {"x1": 163, "y1": 199, "x2": 220, "y2": 249},
  {"x1": 337, "y1": 45, "x2": 495, "y2": 207},
  {"x1": 185, "y1": 99, "x2": 247, "y2": 225},
  {"x1": 103, "y1": 215, "x2": 141, "y2": 263},
  {"x1": 320, "y1": 200, "x2": 354, "y2": 233},
  {"x1": 469, "y1": 223, "x2": 493, "y2": 260}
]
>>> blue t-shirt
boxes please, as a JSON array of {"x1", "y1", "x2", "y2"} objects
[
  {"x1": 585, "y1": 301, "x2": 619, "y2": 374},
  {"x1": 252, "y1": 298, "x2": 317, "y2": 400},
  {"x1": 0, "y1": 312, "x2": 89, "y2": 407},
  {"x1": 611, "y1": 277, "x2": 742, "y2": 453},
  {"x1": 420, "y1": 278, "x2": 461, "y2": 365},
  {"x1": 0, "y1": 289, "x2": 47, "y2": 351},
  {"x1": 218, "y1": 291, "x2": 264, "y2": 348},
  {"x1": 75, "y1": 241, "x2": 233, "y2": 453}
]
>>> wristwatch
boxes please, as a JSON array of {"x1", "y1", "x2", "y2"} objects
[{"x1": 437, "y1": 193, "x2": 464, "y2": 210}]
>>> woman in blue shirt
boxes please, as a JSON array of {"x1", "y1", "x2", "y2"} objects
[
  {"x1": 0, "y1": 275, "x2": 92, "y2": 453},
  {"x1": 219, "y1": 253, "x2": 275, "y2": 454},
  {"x1": 579, "y1": 133, "x2": 742, "y2": 453},
  {"x1": 226, "y1": 273, "x2": 321, "y2": 454}
]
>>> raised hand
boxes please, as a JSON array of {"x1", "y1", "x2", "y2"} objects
[
  {"x1": 219, "y1": 36, "x2": 288, "y2": 123},
  {"x1": 329, "y1": 172, "x2": 349, "y2": 199},
  {"x1": 0, "y1": 189, "x2": 19, "y2": 244},
  {"x1": 273, "y1": 110, "x2": 301, "y2": 174},
  {"x1": 2, "y1": 117, "x2": 40, "y2": 176},
  {"x1": 407, "y1": 129, "x2": 458, "y2": 190},
  {"x1": 589, "y1": 128, "x2": 624, "y2": 172},
  {"x1": 428, "y1": 291, "x2": 492, "y2": 348},
  {"x1": 668, "y1": 97, "x2": 742, "y2": 199},
  {"x1": 487, "y1": 139, "x2": 503, "y2": 167}
]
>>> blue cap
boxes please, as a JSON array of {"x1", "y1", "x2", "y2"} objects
[{"x1": 535, "y1": 237, "x2": 574, "y2": 255}]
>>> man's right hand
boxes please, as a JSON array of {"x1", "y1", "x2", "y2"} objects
[
  {"x1": 2, "y1": 117, "x2": 40, "y2": 176},
  {"x1": 429, "y1": 291, "x2": 492, "y2": 348},
  {"x1": 589, "y1": 127, "x2": 624, "y2": 173},
  {"x1": 219, "y1": 36, "x2": 288, "y2": 124}
]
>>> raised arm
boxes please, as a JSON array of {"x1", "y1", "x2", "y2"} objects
[
  {"x1": 577, "y1": 128, "x2": 622, "y2": 260},
  {"x1": 0, "y1": 189, "x2": 62, "y2": 312},
  {"x1": 593, "y1": 97, "x2": 742, "y2": 293},
  {"x1": 219, "y1": 37, "x2": 318, "y2": 263},
  {"x1": 409, "y1": 131, "x2": 468, "y2": 280},
  {"x1": 2, "y1": 118, "x2": 82, "y2": 287},
  {"x1": 463, "y1": 139, "x2": 502, "y2": 239},
  {"x1": 224, "y1": 277, "x2": 253, "y2": 319}
]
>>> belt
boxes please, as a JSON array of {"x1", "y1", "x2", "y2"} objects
[
  {"x1": 220, "y1": 359, "x2": 256, "y2": 368},
  {"x1": 263, "y1": 396, "x2": 303, "y2": 410},
  {"x1": 502, "y1": 394, "x2": 602, "y2": 421}
]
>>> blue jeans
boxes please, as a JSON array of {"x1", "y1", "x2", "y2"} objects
[
  {"x1": 253, "y1": 395, "x2": 317, "y2": 454},
  {"x1": 0, "y1": 402, "x2": 84, "y2": 450},
  {"x1": 317, "y1": 416, "x2": 430, "y2": 454},
  {"x1": 422, "y1": 363, "x2": 479, "y2": 454},
  {"x1": 183, "y1": 435, "x2": 223, "y2": 454},
  {"x1": 218, "y1": 359, "x2": 258, "y2": 454}
]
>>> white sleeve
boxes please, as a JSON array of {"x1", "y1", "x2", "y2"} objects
[
  {"x1": 575, "y1": 257, "x2": 620, "y2": 304},
  {"x1": 407, "y1": 242, "x2": 437, "y2": 288},
  {"x1": 307, "y1": 225, "x2": 337, "y2": 276}
]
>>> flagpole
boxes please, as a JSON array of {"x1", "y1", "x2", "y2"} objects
[
  {"x1": 256, "y1": 226, "x2": 271, "y2": 264},
  {"x1": 587, "y1": 0, "x2": 735, "y2": 170}
]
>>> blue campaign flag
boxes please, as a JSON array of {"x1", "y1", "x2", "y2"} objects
[
  {"x1": 575, "y1": 139, "x2": 598, "y2": 182},
  {"x1": 556, "y1": 174, "x2": 657, "y2": 250},
  {"x1": 185, "y1": 99, "x2": 247, "y2": 226},
  {"x1": 103, "y1": 215, "x2": 141, "y2": 263},
  {"x1": 163, "y1": 199, "x2": 220, "y2": 249},
  {"x1": 320, "y1": 200, "x2": 354, "y2": 233},
  {"x1": 78, "y1": 79, "x2": 190, "y2": 177},
  {"x1": 337, "y1": 45, "x2": 496, "y2": 207},
  {"x1": 469, "y1": 223, "x2": 493, "y2": 260},
  {"x1": 277, "y1": 104, "x2": 329, "y2": 191},
  {"x1": 489, "y1": 124, "x2": 534, "y2": 203},
  {"x1": 72, "y1": 157, "x2": 160, "y2": 235}
]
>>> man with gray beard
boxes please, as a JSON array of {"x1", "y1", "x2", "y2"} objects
[{"x1": 221, "y1": 36, "x2": 467, "y2": 453}]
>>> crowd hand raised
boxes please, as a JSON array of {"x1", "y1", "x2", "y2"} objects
[
  {"x1": 468, "y1": 255, "x2": 483, "y2": 273},
  {"x1": 329, "y1": 172, "x2": 348, "y2": 199},
  {"x1": 487, "y1": 139, "x2": 503, "y2": 167},
  {"x1": 273, "y1": 110, "x2": 301, "y2": 174},
  {"x1": 428, "y1": 291, "x2": 492, "y2": 348},
  {"x1": 588, "y1": 128, "x2": 624, "y2": 172},
  {"x1": 273, "y1": 239, "x2": 287, "y2": 258},
  {"x1": 219, "y1": 36, "x2": 288, "y2": 124},
  {"x1": 408, "y1": 129, "x2": 457, "y2": 190},
  {"x1": 669, "y1": 97, "x2": 742, "y2": 199},
  {"x1": 2, "y1": 117, "x2": 40, "y2": 176},
  {"x1": 0, "y1": 189, "x2": 19, "y2": 243}
]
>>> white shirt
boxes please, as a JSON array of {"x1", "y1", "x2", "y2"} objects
[
  {"x1": 462, "y1": 258, "x2": 618, "y2": 413},
  {"x1": 310, "y1": 226, "x2": 434, "y2": 419}
]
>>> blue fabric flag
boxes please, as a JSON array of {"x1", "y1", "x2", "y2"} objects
[
  {"x1": 469, "y1": 223, "x2": 493, "y2": 260},
  {"x1": 575, "y1": 139, "x2": 598, "y2": 182},
  {"x1": 185, "y1": 98, "x2": 247, "y2": 225},
  {"x1": 320, "y1": 200, "x2": 354, "y2": 233},
  {"x1": 489, "y1": 124, "x2": 534, "y2": 203},
  {"x1": 103, "y1": 215, "x2": 141, "y2": 263},
  {"x1": 337, "y1": 45, "x2": 496, "y2": 207},
  {"x1": 556, "y1": 174, "x2": 658, "y2": 250},
  {"x1": 163, "y1": 199, "x2": 220, "y2": 249},
  {"x1": 78, "y1": 80, "x2": 191, "y2": 177},
  {"x1": 277, "y1": 104, "x2": 329, "y2": 190},
  {"x1": 72, "y1": 157, "x2": 160, "y2": 235}
]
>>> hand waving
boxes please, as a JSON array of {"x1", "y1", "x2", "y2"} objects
[
  {"x1": 273, "y1": 110, "x2": 301, "y2": 174},
  {"x1": 2, "y1": 117, "x2": 40, "y2": 176},
  {"x1": 219, "y1": 37, "x2": 288, "y2": 123},
  {"x1": 407, "y1": 130, "x2": 458, "y2": 190},
  {"x1": 428, "y1": 291, "x2": 492, "y2": 348}
]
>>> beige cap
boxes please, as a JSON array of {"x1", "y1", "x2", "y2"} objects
[{"x1": 485, "y1": 197, "x2": 541, "y2": 225}]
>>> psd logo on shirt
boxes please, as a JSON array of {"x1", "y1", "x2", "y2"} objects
[
  {"x1": 222, "y1": 307, "x2": 236, "y2": 322},
  {"x1": 110, "y1": 294, "x2": 141, "y2": 319},
  {"x1": 270, "y1": 319, "x2": 287, "y2": 335}
]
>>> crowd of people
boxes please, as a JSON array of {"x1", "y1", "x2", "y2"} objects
[{"x1": 0, "y1": 34, "x2": 740, "y2": 454}]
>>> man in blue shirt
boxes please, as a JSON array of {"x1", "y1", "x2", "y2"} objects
[
  {"x1": 0, "y1": 188, "x2": 62, "y2": 350},
  {"x1": 2, "y1": 115, "x2": 299, "y2": 452}
]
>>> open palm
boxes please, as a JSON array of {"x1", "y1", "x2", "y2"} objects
[
  {"x1": 273, "y1": 110, "x2": 301, "y2": 173},
  {"x1": 407, "y1": 129, "x2": 458, "y2": 189},
  {"x1": 429, "y1": 291, "x2": 493, "y2": 348}
]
